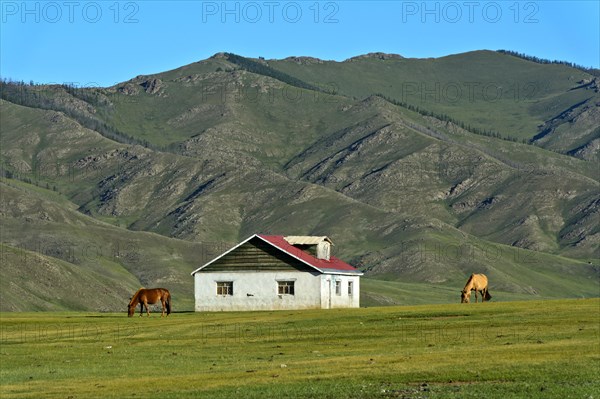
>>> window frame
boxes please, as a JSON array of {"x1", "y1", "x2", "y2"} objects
[
  {"x1": 277, "y1": 280, "x2": 295, "y2": 296},
  {"x1": 335, "y1": 280, "x2": 342, "y2": 296},
  {"x1": 216, "y1": 281, "x2": 233, "y2": 296}
]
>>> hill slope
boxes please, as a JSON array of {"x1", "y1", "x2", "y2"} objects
[{"x1": 267, "y1": 50, "x2": 600, "y2": 157}]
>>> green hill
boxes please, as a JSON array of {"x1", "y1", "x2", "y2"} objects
[
  {"x1": 0, "y1": 180, "x2": 208, "y2": 311},
  {"x1": 268, "y1": 50, "x2": 599, "y2": 154}
]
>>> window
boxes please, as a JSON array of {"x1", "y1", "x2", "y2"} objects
[
  {"x1": 348, "y1": 281, "x2": 354, "y2": 296},
  {"x1": 216, "y1": 281, "x2": 233, "y2": 296},
  {"x1": 278, "y1": 281, "x2": 295, "y2": 295},
  {"x1": 335, "y1": 280, "x2": 341, "y2": 296}
]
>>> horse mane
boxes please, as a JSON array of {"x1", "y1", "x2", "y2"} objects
[
  {"x1": 129, "y1": 287, "x2": 145, "y2": 306},
  {"x1": 463, "y1": 274, "x2": 475, "y2": 291}
]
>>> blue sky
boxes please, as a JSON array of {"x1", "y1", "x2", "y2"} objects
[{"x1": 1, "y1": 1, "x2": 598, "y2": 87}]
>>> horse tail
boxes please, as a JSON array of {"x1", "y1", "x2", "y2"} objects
[{"x1": 165, "y1": 290, "x2": 171, "y2": 315}]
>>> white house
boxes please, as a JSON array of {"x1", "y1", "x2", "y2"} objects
[{"x1": 191, "y1": 234, "x2": 362, "y2": 311}]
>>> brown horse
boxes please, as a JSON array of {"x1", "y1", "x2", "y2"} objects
[
  {"x1": 461, "y1": 274, "x2": 492, "y2": 303},
  {"x1": 128, "y1": 288, "x2": 171, "y2": 317}
]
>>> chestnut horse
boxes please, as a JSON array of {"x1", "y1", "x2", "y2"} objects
[
  {"x1": 461, "y1": 274, "x2": 492, "y2": 303},
  {"x1": 128, "y1": 288, "x2": 171, "y2": 317}
]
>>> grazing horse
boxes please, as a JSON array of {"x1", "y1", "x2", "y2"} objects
[
  {"x1": 128, "y1": 288, "x2": 171, "y2": 317},
  {"x1": 461, "y1": 274, "x2": 492, "y2": 303}
]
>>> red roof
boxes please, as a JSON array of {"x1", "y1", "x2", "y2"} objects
[{"x1": 257, "y1": 234, "x2": 361, "y2": 274}]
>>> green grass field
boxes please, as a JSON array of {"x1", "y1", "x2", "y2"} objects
[{"x1": 1, "y1": 299, "x2": 598, "y2": 398}]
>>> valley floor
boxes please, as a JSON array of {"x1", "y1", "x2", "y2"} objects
[{"x1": 1, "y1": 298, "x2": 598, "y2": 398}]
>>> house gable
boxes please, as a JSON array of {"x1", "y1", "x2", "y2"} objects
[{"x1": 199, "y1": 236, "x2": 317, "y2": 273}]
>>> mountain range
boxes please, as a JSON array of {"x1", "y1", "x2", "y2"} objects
[{"x1": 1, "y1": 50, "x2": 598, "y2": 311}]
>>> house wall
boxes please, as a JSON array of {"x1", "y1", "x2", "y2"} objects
[
  {"x1": 195, "y1": 272, "x2": 361, "y2": 311},
  {"x1": 320, "y1": 275, "x2": 360, "y2": 309},
  {"x1": 194, "y1": 271, "x2": 322, "y2": 311}
]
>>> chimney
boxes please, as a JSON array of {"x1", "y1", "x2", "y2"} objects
[{"x1": 316, "y1": 240, "x2": 330, "y2": 261}]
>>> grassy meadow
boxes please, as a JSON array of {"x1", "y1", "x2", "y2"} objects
[{"x1": 1, "y1": 299, "x2": 598, "y2": 398}]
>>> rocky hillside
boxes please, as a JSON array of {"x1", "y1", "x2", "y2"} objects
[{"x1": 1, "y1": 50, "x2": 598, "y2": 310}]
